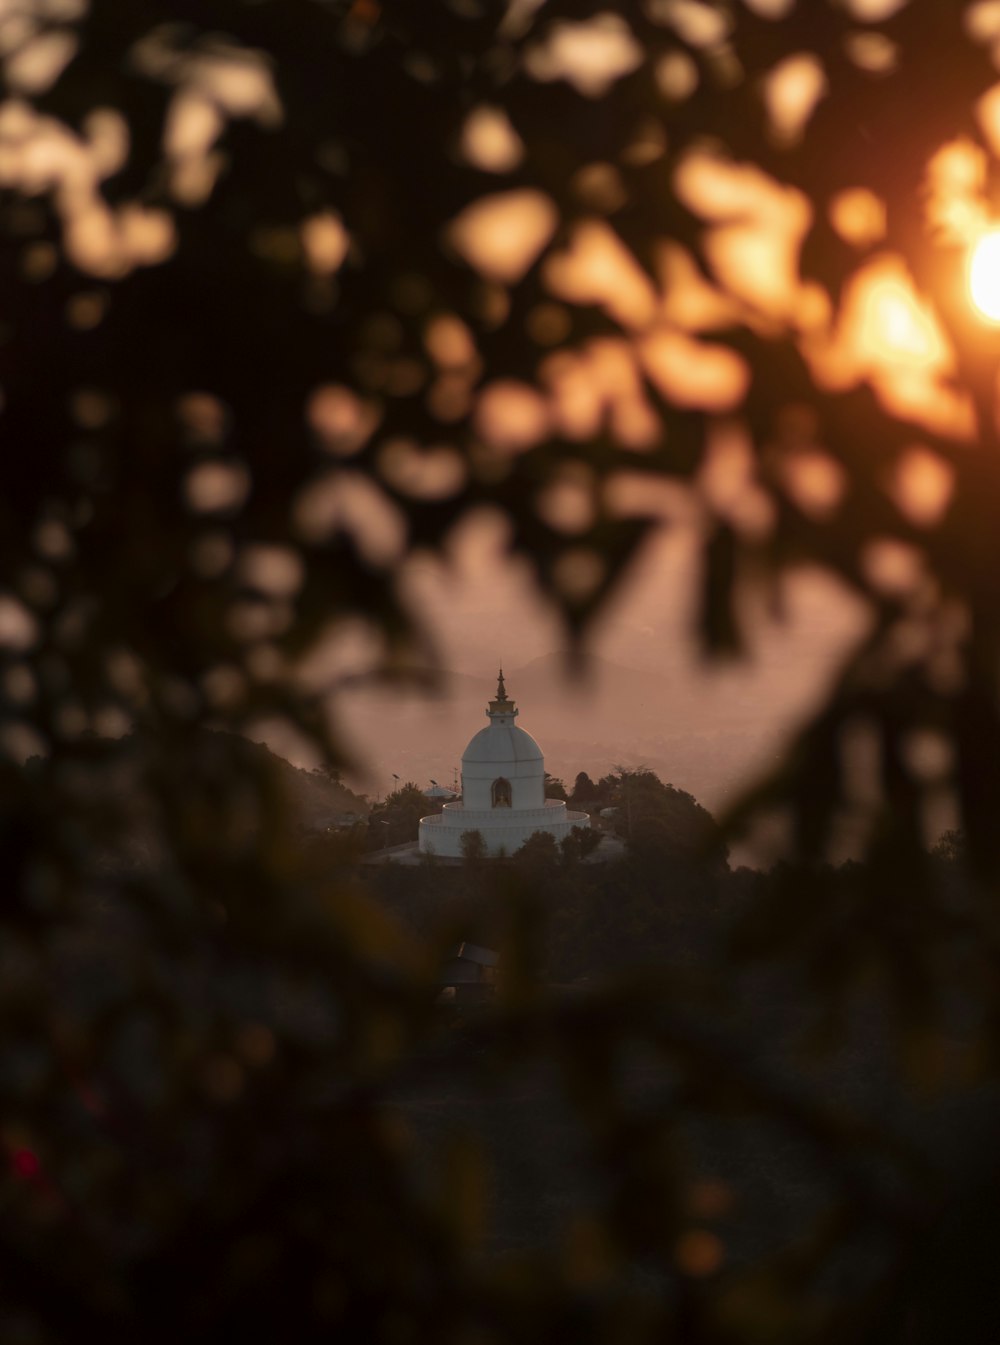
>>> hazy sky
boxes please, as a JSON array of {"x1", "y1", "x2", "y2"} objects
[
  {"x1": 311, "y1": 513, "x2": 870, "y2": 829},
  {"x1": 401, "y1": 509, "x2": 866, "y2": 678}
]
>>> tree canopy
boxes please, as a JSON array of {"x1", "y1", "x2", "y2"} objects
[
  {"x1": 605, "y1": 765, "x2": 729, "y2": 870},
  {"x1": 363, "y1": 780, "x2": 436, "y2": 849}
]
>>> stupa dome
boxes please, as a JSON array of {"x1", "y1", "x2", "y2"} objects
[{"x1": 461, "y1": 723, "x2": 543, "y2": 765}]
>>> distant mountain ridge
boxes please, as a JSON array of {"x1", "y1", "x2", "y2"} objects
[{"x1": 225, "y1": 731, "x2": 369, "y2": 828}]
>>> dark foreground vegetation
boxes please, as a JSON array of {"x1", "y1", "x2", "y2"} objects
[
  {"x1": 362, "y1": 766, "x2": 730, "y2": 980},
  {"x1": 360, "y1": 825, "x2": 1000, "y2": 1345}
]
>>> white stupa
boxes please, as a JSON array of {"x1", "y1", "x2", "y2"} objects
[{"x1": 418, "y1": 669, "x2": 589, "y2": 858}]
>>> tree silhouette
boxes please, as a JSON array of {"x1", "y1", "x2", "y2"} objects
[
  {"x1": 368, "y1": 780, "x2": 430, "y2": 846},
  {"x1": 460, "y1": 827, "x2": 487, "y2": 864}
]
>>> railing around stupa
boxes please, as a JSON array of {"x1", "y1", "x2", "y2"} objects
[{"x1": 420, "y1": 801, "x2": 589, "y2": 829}]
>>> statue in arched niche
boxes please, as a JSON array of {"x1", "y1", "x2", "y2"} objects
[{"x1": 491, "y1": 777, "x2": 512, "y2": 808}]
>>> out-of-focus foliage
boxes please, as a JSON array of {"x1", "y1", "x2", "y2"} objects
[
  {"x1": 6, "y1": 0, "x2": 1000, "y2": 1340},
  {"x1": 4, "y1": 0, "x2": 1000, "y2": 865}
]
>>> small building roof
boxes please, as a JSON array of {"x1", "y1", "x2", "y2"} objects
[{"x1": 453, "y1": 942, "x2": 499, "y2": 967}]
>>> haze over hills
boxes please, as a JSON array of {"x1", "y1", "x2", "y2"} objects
[
  {"x1": 259, "y1": 525, "x2": 871, "y2": 820},
  {"x1": 245, "y1": 528, "x2": 963, "y2": 858},
  {"x1": 336, "y1": 643, "x2": 841, "y2": 813},
  {"x1": 329, "y1": 525, "x2": 866, "y2": 808}
]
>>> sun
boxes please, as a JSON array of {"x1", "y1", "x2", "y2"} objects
[{"x1": 969, "y1": 228, "x2": 1000, "y2": 322}]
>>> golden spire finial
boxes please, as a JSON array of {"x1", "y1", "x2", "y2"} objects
[{"x1": 487, "y1": 665, "x2": 517, "y2": 720}]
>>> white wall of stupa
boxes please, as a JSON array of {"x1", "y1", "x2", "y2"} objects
[{"x1": 418, "y1": 670, "x2": 589, "y2": 858}]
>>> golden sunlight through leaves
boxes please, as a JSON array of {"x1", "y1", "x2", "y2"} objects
[
  {"x1": 891, "y1": 447, "x2": 954, "y2": 527},
  {"x1": 524, "y1": 14, "x2": 643, "y2": 97},
  {"x1": 447, "y1": 189, "x2": 557, "y2": 282},
  {"x1": 460, "y1": 105, "x2": 524, "y2": 173},
  {"x1": 544, "y1": 220, "x2": 658, "y2": 329},
  {"x1": 969, "y1": 228, "x2": 1000, "y2": 322},
  {"x1": 475, "y1": 380, "x2": 550, "y2": 451},
  {"x1": 829, "y1": 188, "x2": 886, "y2": 249},
  {"x1": 865, "y1": 278, "x2": 942, "y2": 361},
  {"x1": 764, "y1": 52, "x2": 827, "y2": 147},
  {"x1": 924, "y1": 139, "x2": 987, "y2": 246}
]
